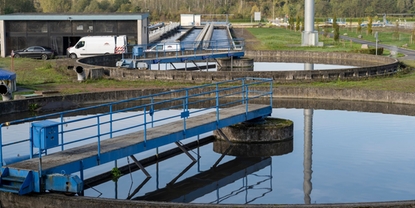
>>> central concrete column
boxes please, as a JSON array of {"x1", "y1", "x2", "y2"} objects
[
  {"x1": 304, "y1": 63, "x2": 314, "y2": 71},
  {"x1": 302, "y1": 0, "x2": 319, "y2": 46}
]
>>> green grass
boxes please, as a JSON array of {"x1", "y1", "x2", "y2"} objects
[
  {"x1": 239, "y1": 26, "x2": 415, "y2": 93},
  {"x1": 0, "y1": 58, "x2": 71, "y2": 85},
  {"x1": 246, "y1": 27, "x2": 364, "y2": 52},
  {"x1": 339, "y1": 27, "x2": 415, "y2": 50},
  {"x1": 298, "y1": 72, "x2": 415, "y2": 92}
]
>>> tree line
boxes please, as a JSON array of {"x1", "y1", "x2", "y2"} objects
[{"x1": 3, "y1": 0, "x2": 415, "y2": 22}]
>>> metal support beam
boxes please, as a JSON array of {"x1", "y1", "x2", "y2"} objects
[
  {"x1": 167, "y1": 161, "x2": 196, "y2": 186},
  {"x1": 231, "y1": 56, "x2": 233, "y2": 71},
  {"x1": 170, "y1": 62, "x2": 177, "y2": 70},
  {"x1": 216, "y1": 129, "x2": 231, "y2": 144},
  {"x1": 214, "y1": 58, "x2": 222, "y2": 68},
  {"x1": 191, "y1": 60, "x2": 202, "y2": 71},
  {"x1": 211, "y1": 146, "x2": 232, "y2": 168},
  {"x1": 206, "y1": 58, "x2": 209, "y2": 71},
  {"x1": 175, "y1": 141, "x2": 196, "y2": 162},
  {"x1": 126, "y1": 177, "x2": 151, "y2": 200},
  {"x1": 130, "y1": 155, "x2": 151, "y2": 178}
]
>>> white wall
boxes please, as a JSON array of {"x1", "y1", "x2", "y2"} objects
[
  {"x1": 0, "y1": 20, "x2": 4, "y2": 58},
  {"x1": 137, "y1": 17, "x2": 149, "y2": 45},
  {"x1": 194, "y1": 15, "x2": 201, "y2": 26},
  {"x1": 181, "y1": 14, "x2": 195, "y2": 26}
]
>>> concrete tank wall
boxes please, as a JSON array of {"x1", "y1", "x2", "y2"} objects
[
  {"x1": 72, "y1": 50, "x2": 398, "y2": 83},
  {"x1": 3, "y1": 86, "x2": 415, "y2": 116}
]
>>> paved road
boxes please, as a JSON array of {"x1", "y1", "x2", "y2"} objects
[{"x1": 339, "y1": 35, "x2": 415, "y2": 60}]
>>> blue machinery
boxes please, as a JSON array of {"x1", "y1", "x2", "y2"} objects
[
  {"x1": 116, "y1": 38, "x2": 245, "y2": 69},
  {"x1": 0, "y1": 78, "x2": 272, "y2": 195}
]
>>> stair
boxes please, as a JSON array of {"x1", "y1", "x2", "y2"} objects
[{"x1": 0, "y1": 168, "x2": 34, "y2": 195}]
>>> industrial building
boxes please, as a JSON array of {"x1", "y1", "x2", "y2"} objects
[{"x1": 0, "y1": 13, "x2": 150, "y2": 58}]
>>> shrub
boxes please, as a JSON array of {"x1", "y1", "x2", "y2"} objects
[{"x1": 352, "y1": 47, "x2": 383, "y2": 55}]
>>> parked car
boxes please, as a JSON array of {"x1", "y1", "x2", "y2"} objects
[{"x1": 12, "y1": 46, "x2": 56, "y2": 60}]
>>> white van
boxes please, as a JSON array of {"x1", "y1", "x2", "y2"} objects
[{"x1": 67, "y1": 35, "x2": 127, "y2": 59}]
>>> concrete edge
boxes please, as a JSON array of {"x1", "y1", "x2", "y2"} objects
[{"x1": 2, "y1": 87, "x2": 415, "y2": 116}]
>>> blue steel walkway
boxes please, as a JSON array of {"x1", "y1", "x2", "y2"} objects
[
  {"x1": 0, "y1": 77, "x2": 273, "y2": 195},
  {"x1": 117, "y1": 38, "x2": 245, "y2": 69}
]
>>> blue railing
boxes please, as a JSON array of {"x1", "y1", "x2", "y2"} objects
[
  {"x1": 123, "y1": 38, "x2": 245, "y2": 59},
  {"x1": 0, "y1": 77, "x2": 272, "y2": 168}
]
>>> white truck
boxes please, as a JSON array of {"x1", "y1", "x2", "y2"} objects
[{"x1": 67, "y1": 35, "x2": 127, "y2": 59}]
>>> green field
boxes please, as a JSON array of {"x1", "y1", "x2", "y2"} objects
[{"x1": 245, "y1": 27, "x2": 362, "y2": 52}]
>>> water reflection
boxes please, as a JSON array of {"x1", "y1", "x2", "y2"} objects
[
  {"x1": 134, "y1": 157, "x2": 272, "y2": 203},
  {"x1": 304, "y1": 109, "x2": 313, "y2": 204},
  {"x1": 3, "y1": 99, "x2": 415, "y2": 204},
  {"x1": 213, "y1": 139, "x2": 293, "y2": 157},
  {"x1": 303, "y1": 62, "x2": 314, "y2": 205}
]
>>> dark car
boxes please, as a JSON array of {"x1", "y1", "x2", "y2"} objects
[{"x1": 12, "y1": 46, "x2": 56, "y2": 60}]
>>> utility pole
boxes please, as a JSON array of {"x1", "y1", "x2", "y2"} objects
[{"x1": 302, "y1": 0, "x2": 319, "y2": 46}]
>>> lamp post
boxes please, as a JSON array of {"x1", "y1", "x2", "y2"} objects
[{"x1": 375, "y1": 32, "x2": 378, "y2": 56}]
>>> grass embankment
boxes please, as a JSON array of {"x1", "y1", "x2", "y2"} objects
[
  {"x1": 0, "y1": 58, "x2": 194, "y2": 95},
  {"x1": 244, "y1": 27, "x2": 415, "y2": 93},
  {"x1": 1, "y1": 26, "x2": 415, "y2": 96}
]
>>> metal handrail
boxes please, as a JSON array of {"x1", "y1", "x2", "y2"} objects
[{"x1": 0, "y1": 78, "x2": 273, "y2": 168}]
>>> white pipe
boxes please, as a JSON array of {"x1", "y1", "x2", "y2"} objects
[
  {"x1": 0, "y1": 84, "x2": 12, "y2": 101},
  {"x1": 75, "y1": 66, "x2": 86, "y2": 82}
]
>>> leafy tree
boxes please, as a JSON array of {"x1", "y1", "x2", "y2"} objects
[
  {"x1": 393, "y1": 20, "x2": 400, "y2": 40},
  {"x1": 2, "y1": 0, "x2": 36, "y2": 14},
  {"x1": 251, "y1": 4, "x2": 259, "y2": 17},
  {"x1": 4, "y1": 0, "x2": 413, "y2": 21},
  {"x1": 367, "y1": 16, "x2": 373, "y2": 35},
  {"x1": 113, "y1": 0, "x2": 131, "y2": 10},
  {"x1": 295, "y1": 15, "x2": 300, "y2": 31},
  {"x1": 357, "y1": 18, "x2": 362, "y2": 33},
  {"x1": 117, "y1": 4, "x2": 130, "y2": 12},
  {"x1": 99, "y1": 0, "x2": 111, "y2": 12},
  {"x1": 288, "y1": 16, "x2": 294, "y2": 30},
  {"x1": 71, "y1": 0, "x2": 92, "y2": 13},
  {"x1": 302, "y1": 18, "x2": 305, "y2": 32},
  {"x1": 84, "y1": 0, "x2": 102, "y2": 13},
  {"x1": 38, "y1": 0, "x2": 71, "y2": 13},
  {"x1": 333, "y1": 15, "x2": 339, "y2": 42}
]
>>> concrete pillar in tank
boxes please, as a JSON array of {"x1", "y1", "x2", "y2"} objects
[
  {"x1": 302, "y1": 0, "x2": 319, "y2": 46},
  {"x1": 304, "y1": 63, "x2": 314, "y2": 71}
]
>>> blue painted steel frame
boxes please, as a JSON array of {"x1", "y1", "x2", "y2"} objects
[
  {"x1": 119, "y1": 38, "x2": 245, "y2": 69},
  {"x1": 0, "y1": 77, "x2": 273, "y2": 194}
]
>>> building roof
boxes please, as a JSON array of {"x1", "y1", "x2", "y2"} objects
[{"x1": 0, "y1": 13, "x2": 149, "y2": 21}]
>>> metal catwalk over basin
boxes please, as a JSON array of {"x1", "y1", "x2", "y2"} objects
[{"x1": 0, "y1": 77, "x2": 273, "y2": 195}]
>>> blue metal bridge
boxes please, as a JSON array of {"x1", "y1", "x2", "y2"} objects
[
  {"x1": 117, "y1": 38, "x2": 245, "y2": 69},
  {"x1": 0, "y1": 78, "x2": 272, "y2": 195}
]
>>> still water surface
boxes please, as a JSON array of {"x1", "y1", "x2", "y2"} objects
[
  {"x1": 2, "y1": 105, "x2": 415, "y2": 204},
  {"x1": 80, "y1": 107, "x2": 415, "y2": 204}
]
